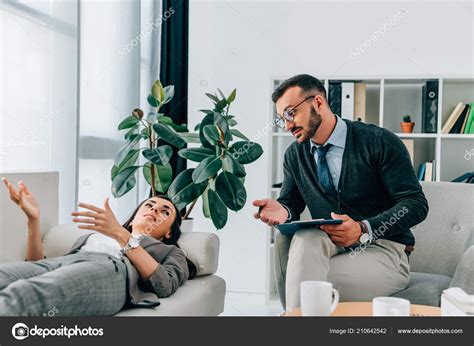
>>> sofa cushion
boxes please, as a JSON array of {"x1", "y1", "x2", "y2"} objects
[
  {"x1": 410, "y1": 182, "x2": 474, "y2": 277},
  {"x1": 115, "y1": 275, "x2": 226, "y2": 316},
  {"x1": 392, "y1": 272, "x2": 452, "y2": 307},
  {"x1": 42, "y1": 224, "x2": 219, "y2": 276}
]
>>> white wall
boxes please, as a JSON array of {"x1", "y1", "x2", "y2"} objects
[{"x1": 188, "y1": 0, "x2": 473, "y2": 292}]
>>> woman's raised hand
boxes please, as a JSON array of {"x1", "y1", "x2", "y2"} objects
[
  {"x1": 71, "y1": 198, "x2": 130, "y2": 245},
  {"x1": 2, "y1": 178, "x2": 40, "y2": 221}
]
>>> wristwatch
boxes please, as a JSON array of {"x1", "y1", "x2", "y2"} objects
[
  {"x1": 357, "y1": 221, "x2": 370, "y2": 245},
  {"x1": 120, "y1": 234, "x2": 144, "y2": 257}
]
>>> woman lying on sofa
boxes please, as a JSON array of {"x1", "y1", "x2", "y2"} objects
[{"x1": 0, "y1": 178, "x2": 196, "y2": 316}]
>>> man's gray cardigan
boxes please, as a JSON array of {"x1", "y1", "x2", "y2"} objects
[
  {"x1": 68, "y1": 234, "x2": 189, "y2": 308},
  {"x1": 277, "y1": 119, "x2": 429, "y2": 246}
]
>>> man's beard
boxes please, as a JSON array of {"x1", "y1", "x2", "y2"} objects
[{"x1": 299, "y1": 107, "x2": 322, "y2": 142}]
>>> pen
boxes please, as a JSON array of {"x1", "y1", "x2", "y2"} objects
[{"x1": 257, "y1": 206, "x2": 263, "y2": 218}]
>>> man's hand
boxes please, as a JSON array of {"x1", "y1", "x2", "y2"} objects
[
  {"x1": 320, "y1": 212, "x2": 362, "y2": 247},
  {"x1": 252, "y1": 199, "x2": 288, "y2": 226}
]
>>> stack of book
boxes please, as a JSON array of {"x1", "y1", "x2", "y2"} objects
[
  {"x1": 442, "y1": 102, "x2": 474, "y2": 134},
  {"x1": 328, "y1": 81, "x2": 367, "y2": 122},
  {"x1": 417, "y1": 161, "x2": 436, "y2": 182}
]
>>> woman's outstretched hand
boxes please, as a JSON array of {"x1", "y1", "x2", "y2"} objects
[
  {"x1": 71, "y1": 198, "x2": 131, "y2": 246},
  {"x1": 2, "y1": 178, "x2": 40, "y2": 221}
]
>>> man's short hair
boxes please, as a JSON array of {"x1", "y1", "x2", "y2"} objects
[{"x1": 271, "y1": 74, "x2": 326, "y2": 103}]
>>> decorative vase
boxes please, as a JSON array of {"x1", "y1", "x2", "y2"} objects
[
  {"x1": 180, "y1": 218, "x2": 194, "y2": 232},
  {"x1": 400, "y1": 122, "x2": 415, "y2": 133}
]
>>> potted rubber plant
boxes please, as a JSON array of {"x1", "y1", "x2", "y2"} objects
[
  {"x1": 111, "y1": 80, "x2": 188, "y2": 198},
  {"x1": 400, "y1": 115, "x2": 415, "y2": 133},
  {"x1": 168, "y1": 88, "x2": 264, "y2": 230}
]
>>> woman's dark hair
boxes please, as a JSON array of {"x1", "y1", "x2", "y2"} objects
[{"x1": 122, "y1": 195, "x2": 197, "y2": 280}]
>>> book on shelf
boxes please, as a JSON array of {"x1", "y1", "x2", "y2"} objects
[
  {"x1": 442, "y1": 102, "x2": 464, "y2": 133},
  {"x1": 450, "y1": 104, "x2": 470, "y2": 134},
  {"x1": 422, "y1": 80, "x2": 438, "y2": 133},
  {"x1": 328, "y1": 82, "x2": 342, "y2": 116},
  {"x1": 463, "y1": 102, "x2": 474, "y2": 134},
  {"x1": 460, "y1": 104, "x2": 470, "y2": 133},
  {"x1": 442, "y1": 102, "x2": 474, "y2": 134},
  {"x1": 417, "y1": 160, "x2": 436, "y2": 182},
  {"x1": 354, "y1": 82, "x2": 366, "y2": 122},
  {"x1": 417, "y1": 163, "x2": 426, "y2": 181},
  {"x1": 402, "y1": 139, "x2": 414, "y2": 165},
  {"x1": 341, "y1": 82, "x2": 355, "y2": 120},
  {"x1": 328, "y1": 81, "x2": 366, "y2": 122}
]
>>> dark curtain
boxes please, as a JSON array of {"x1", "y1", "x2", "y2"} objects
[{"x1": 160, "y1": 0, "x2": 189, "y2": 180}]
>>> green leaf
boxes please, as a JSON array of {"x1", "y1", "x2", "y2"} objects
[
  {"x1": 163, "y1": 85, "x2": 175, "y2": 104},
  {"x1": 124, "y1": 125, "x2": 139, "y2": 140},
  {"x1": 230, "y1": 141, "x2": 264, "y2": 164},
  {"x1": 118, "y1": 116, "x2": 140, "y2": 130},
  {"x1": 178, "y1": 132, "x2": 201, "y2": 144},
  {"x1": 217, "y1": 88, "x2": 226, "y2": 100},
  {"x1": 203, "y1": 125, "x2": 220, "y2": 145},
  {"x1": 146, "y1": 112, "x2": 155, "y2": 122},
  {"x1": 215, "y1": 99, "x2": 227, "y2": 111},
  {"x1": 153, "y1": 123, "x2": 186, "y2": 149},
  {"x1": 112, "y1": 149, "x2": 140, "y2": 180},
  {"x1": 227, "y1": 89, "x2": 236, "y2": 103},
  {"x1": 202, "y1": 188, "x2": 211, "y2": 218},
  {"x1": 222, "y1": 151, "x2": 246, "y2": 177},
  {"x1": 227, "y1": 119, "x2": 238, "y2": 127},
  {"x1": 199, "y1": 113, "x2": 215, "y2": 149},
  {"x1": 214, "y1": 112, "x2": 233, "y2": 144},
  {"x1": 208, "y1": 189, "x2": 228, "y2": 229},
  {"x1": 230, "y1": 129, "x2": 249, "y2": 141},
  {"x1": 205, "y1": 93, "x2": 219, "y2": 103},
  {"x1": 143, "y1": 162, "x2": 173, "y2": 194},
  {"x1": 111, "y1": 166, "x2": 139, "y2": 198},
  {"x1": 178, "y1": 147, "x2": 215, "y2": 162},
  {"x1": 194, "y1": 123, "x2": 201, "y2": 131},
  {"x1": 147, "y1": 94, "x2": 159, "y2": 108},
  {"x1": 142, "y1": 145, "x2": 173, "y2": 165},
  {"x1": 151, "y1": 80, "x2": 165, "y2": 103},
  {"x1": 168, "y1": 169, "x2": 207, "y2": 210},
  {"x1": 114, "y1": 136, "x2": 140, "y2": 165},
  {"x1": 157, "y1": 117, "x2": 188, "y2": 132},
  {"x1": 199, "y1": 109, "x2": 214, "y2": 115},
  {"x1": 192, "y1": 156, "x2": 222, "y2": 184},
  {"x1": 215, "y1": 171, "x2": 247, "y2": 211}
]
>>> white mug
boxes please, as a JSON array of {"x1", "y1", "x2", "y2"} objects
[
  {"x1": 300, "y1": 281, "x2": 339, "y2": 316},
  {"x1": 372, "y1": 297, "x2": 411, "y2": 316}
]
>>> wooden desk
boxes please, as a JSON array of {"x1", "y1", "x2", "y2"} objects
[{"x1": 285, "y1": 302, "x2": 441, "y2": 317}]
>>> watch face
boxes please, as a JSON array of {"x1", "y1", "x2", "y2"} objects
[
  {"x1": 360, "y1": 233, "x2": 370, "y2": 244},
  {"x1": 129, "y1": 237, "x2": 141, "y2": 248}
]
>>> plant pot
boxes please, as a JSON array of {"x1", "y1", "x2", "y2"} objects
[
  {"x1": 400, "y1": 122, "x2": 415, "y2": 133},
  {"x1": 181, "y1": 218, "x2": 194, "y2": 233}
]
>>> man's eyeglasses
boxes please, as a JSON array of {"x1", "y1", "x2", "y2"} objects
[{"x1": 273, "y1": 96, "x2": 315, "y2": 129}]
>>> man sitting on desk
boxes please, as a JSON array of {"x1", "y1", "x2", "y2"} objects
[{"x1": 253, "y1": 74, "x2": 429, "y2": 311}]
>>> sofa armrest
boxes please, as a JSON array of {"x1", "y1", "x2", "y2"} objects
[{"x1": 450, "y1": 245, "x2": 474, "y2": 295}]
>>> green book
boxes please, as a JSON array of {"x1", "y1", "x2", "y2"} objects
[{"x1": 464, "y1": 102, "x2": 474, "y2": 134}]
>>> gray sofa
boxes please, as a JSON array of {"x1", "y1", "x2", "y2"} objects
[
  {"x1": 274, "y1": 182, "x2": 474, "y2": 307},
  {"x1": 0, "y1": 171, "x2": 226, "y2": 316}
]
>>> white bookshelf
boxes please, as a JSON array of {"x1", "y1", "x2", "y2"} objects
[{"x1": 265, "y1": 76, "x2": 474, "y2": 303}]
